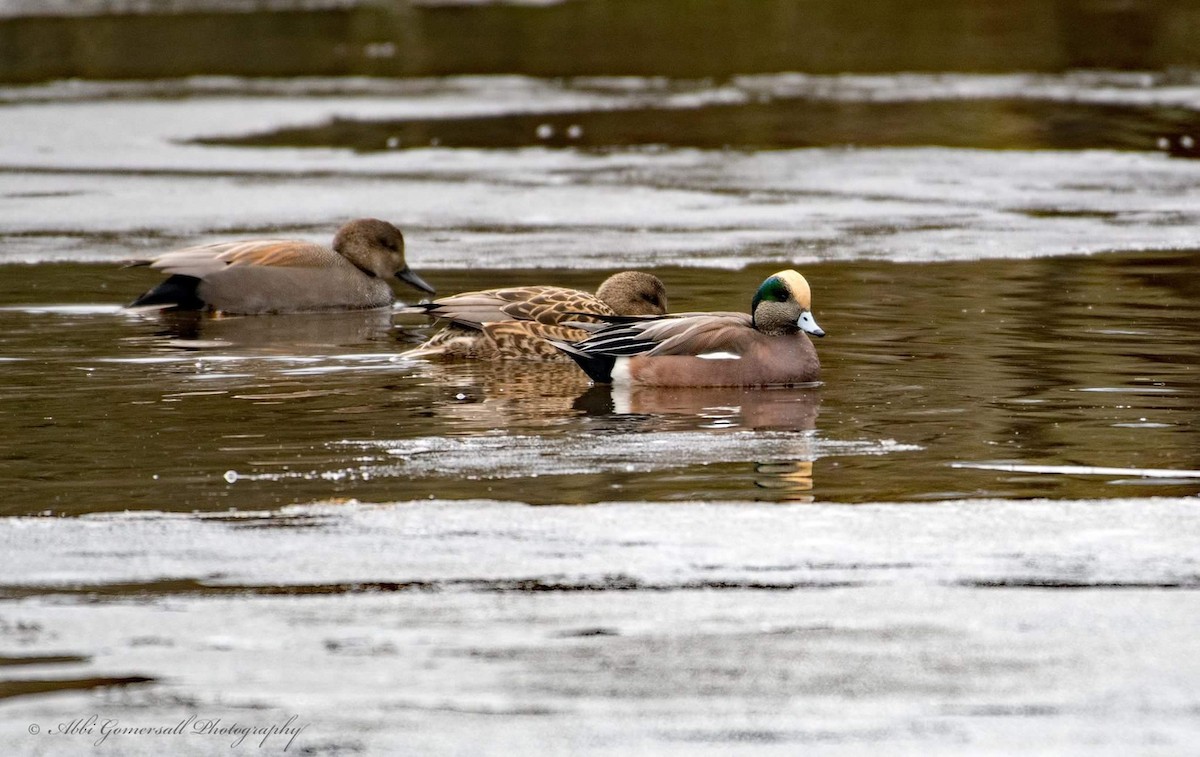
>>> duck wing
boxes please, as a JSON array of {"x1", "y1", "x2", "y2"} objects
[
  {"x1": 574, "y1": 313, "x2": 754, "y2": 357},
  {"x1": 418, "y1": 286, "x2": 614, "y2": 329},
  {"x1": 481, "y1": 322, "x2": 590, "y2": 361},
  {"x1": 142, "y1": 240, "x2": 333, "y2": 278}
]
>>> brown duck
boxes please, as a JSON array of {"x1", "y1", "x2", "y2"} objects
[
  {"x1": 127, "y1": 218, "x2": 434, "y2": 314},
  {"x1": 402, "y1": 271, "x2": 668, "y2": 362},
  {"x1": 555, "y1": 269, "x2": 824, "y2": 386}
]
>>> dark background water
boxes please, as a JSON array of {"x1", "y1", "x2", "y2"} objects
[
  {"x1": 4, "y1": 0, "x2": 1200, "y2": 82},
  {"x1": 204, "y1": 97, "x2": 1200, "y2": 154},
  {"x1": 3, "y1": 4, "x2": 1200, "y2": 755},
  {"x1": 1, "y1": 3, "x2": 1197, "y2": 536},
  {"x1": 2, "y1": 252, "x2": 1197, "y2": 516},
  {"x1": 10, "y1": 1, "x2": 1200, "y2": 161}
]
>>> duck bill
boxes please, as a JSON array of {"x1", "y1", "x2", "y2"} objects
[
  {"x1": 798, "y1": 310, "x2": 825, "y2": 337},
  {"x1": 395, "y1": 267, "x2": 436, "y2": 294}
]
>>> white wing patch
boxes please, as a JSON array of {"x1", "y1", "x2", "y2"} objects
[{"x1": 696, "y1": 351, "x2": 741, "y2": 361}]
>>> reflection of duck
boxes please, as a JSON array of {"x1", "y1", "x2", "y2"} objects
[
  {"x1": 140, "y1": 308, "x2": 397, "y2": 352},
  {"x1": 591, "y1": 384, "x2": 821, "y2": 501},
  {"x1": 557, "y1": 270, "x2": 824, "y2": 386},
  {"x1": 754, "y1": 460, "x2": 815, "y2": 502},
  {"x1": 610, "y1": 384, "x2": 820, "y2": 431},
  {"x1": 400, "y1": 271, "x2": 668, "y2": 362},
  {"x1": 415, "y1": 361, "x2": 594, "y2": 428},
  {"x1": 127, "y1": 218, "x2": 435, "y2": 314}
]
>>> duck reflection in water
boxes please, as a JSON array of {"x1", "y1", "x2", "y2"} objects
[
  {"x1": 136, "y1": 308, "x2": 397, "y2": 353},
  {"x1": 580, "y1": 384, "x2": 822, "y2": 502},
  {"x1": 410, "y1": 361, "x2": 820, "y2": 500},
  {"x1": 414, "y1": 361, "x2": 595, "y2": 428}
]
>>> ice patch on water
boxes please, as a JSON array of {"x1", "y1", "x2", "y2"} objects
[
  {"x1": 0, "y1": 0, "x2": 379, "y2": 18},
  {"x1": 0, "y1": 304, "x2": 125, "y2": 315},
  {"x1": 94, "y1": 354, "x2": 254, "y2": 364},
  {"x1": 277, "y1": 353, "x2": 411, "y2": 375},
  {"x1": 3, "y1": 496, "x2": 1200, "y2": 756},
  {"x1": 6, "y1": 71, "x2": 1200, "y2": 110},
  {"x1": 731, "y1": 71, "x2": 1200, "y2": 110},
  {"x1": 2, "y1": 496, "x2": 1199, "y2": 590},
  {"x1": 952, "y1": 462, "x2": 1200, "y2": 479},
  {"x1": 355, "y1": 432, "x2": 918, "y2": 479},
  {"x1": 224, "y1": 432, "x2": 920, "y2": 483},
  {"x1": 5, "y1": 72, "x2": 1200, "y2": 267}
]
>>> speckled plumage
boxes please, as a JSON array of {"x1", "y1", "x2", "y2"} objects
[{"x1": 403, "y1": 271, "x2": 668, "y2": 362}]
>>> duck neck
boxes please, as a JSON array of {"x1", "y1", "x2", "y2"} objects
[
  {"x1": 346, "y1": 259, "x2": 380, "y2": 279},
  {"x1": 752, "y1": 302, "x2": 800, "y2": 336}
]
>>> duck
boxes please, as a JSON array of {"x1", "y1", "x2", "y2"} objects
[
  {"x1": 126, "y1": 218, "x2": 435, "y2": 314},
  {"x1": 554, "y1": 269, "x2": 824, "y2": 386},
  {"x1": 401, "y1": 271, "x2": 668, "y2": 362}
]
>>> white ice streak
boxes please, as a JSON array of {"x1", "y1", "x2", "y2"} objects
[
  {"x1": 1, "y1": 496, "x2": 1198, "y2": 590},
  {"x1": 224, "y1": 431, "x2": 918, "y2": 483},
  {"x1": 0, "y1": 304, "x2": 125, "y2": 315},
  {"x1": 4, "y1": 496, "x2": 1200, "y2": 755},
  {"x1": 0, "y1": 0, "x2": 379, "y2": 19},
  {"x1": 4, "y1": 73, "x2": 1200, "y2": 266},
  {"x1": 731, "y1": 70, "x2": 1200, "y2": 109},
  {"x1": 953, "y1": 462, "x2": 1200, "y2": 479}
]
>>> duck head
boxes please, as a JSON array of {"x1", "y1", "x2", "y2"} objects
[
  {"x1": 751, "y1": 269, "x2": 825, "y2": 338},
  {"x1": 334, "y1": 218, "x2": 435, "y2": 294},
  {"x1": 595, "y1": 271, "x2": 669, "y2": 316}
]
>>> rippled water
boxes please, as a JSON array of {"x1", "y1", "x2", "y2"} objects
[
  {"x1": 4, "y1": 2, "x2": 1200, "y2": 755},
  {"x1": 2, "y1": 254, "x2": 1198, "y2": 515}
]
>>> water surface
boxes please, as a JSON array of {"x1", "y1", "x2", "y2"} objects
[
  {"x1": 3, "y1": 2, "x2": 1200, "y2": 755},
  {"x1": 2, "y1": 253, "x2": 1197, "y2": 515}
]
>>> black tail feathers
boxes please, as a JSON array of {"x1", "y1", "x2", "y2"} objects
[
  {"x1": 550, "y1": 341, "x2": 616, "y2": 384},
  {"x1": 128, "y1": 275, "x2": 206, "y2": 310}
]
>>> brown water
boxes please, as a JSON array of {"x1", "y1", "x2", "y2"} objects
[
  {"x1": 3, "y1": 253, "x2": 1197, "y2": 516},
  {"x1": 210, "y1": 98, "x2": 1200, "y2": 154},
  {"x1": 4, "y1": 2, "x2": 1200, "y2": 755},
  {"x1": 4, "y1": 0, "x2": 1200, "y2": 82}
]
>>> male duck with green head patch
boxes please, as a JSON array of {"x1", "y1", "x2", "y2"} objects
[{"x1": 556, "y1": 269, "x2": 824, "y2": 387}]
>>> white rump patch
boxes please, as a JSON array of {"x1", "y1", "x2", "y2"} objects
[
  {"x1": 611, "y1": 357, "x2": 633, "y2": 384},
  {"x1": 697, "y1": 351, "x2": 741, "y2": 360}
]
